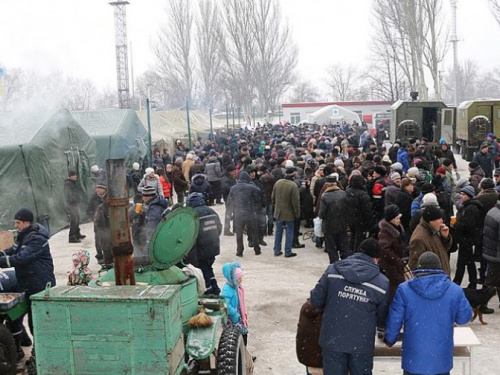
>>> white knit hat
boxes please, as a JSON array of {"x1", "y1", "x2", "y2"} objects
[
  {"x1": 133, "y1": 162, "x2": 140, "y2": 171},
  {"x1": 285, "y1": 160, "x2": 294, "y2": 168},
  {"x1": 91, "y1": 165, "x2": 99, "y2": 173},
  {"x1": 422, "y1": 193, "x2": 439, "y2": 207},
  {"x1": 145, "y1": 167, "x2": 154, "y2": 175}
]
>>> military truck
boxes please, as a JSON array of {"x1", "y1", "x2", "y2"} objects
[
  {"x1": 456, "y1": 99, "x2": 500, "y2": 161},
  {"x1": 390, "y1": 100, "x2": 454, "y2": 144}
]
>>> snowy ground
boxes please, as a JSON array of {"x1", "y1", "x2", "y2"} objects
[{"x1": 44, "y1": 153, "x2": 500, "y2": 375}]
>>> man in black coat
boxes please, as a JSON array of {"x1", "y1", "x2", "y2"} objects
[
  {"x1": 64, "y1": 170, "x2": 84, "y2": 243},
  {"x1": 142, "y1": 186, "x2": 168, "y2": 247},
  {"x1": 226, "y1": 171, "x2": 262, "y2": 256},
  {"x1": 0, "y1": 208, "x2": 56, "y2": 338},
  {"x1": 186, "y1": 193, "x2": 222, "y2": 295},
  {"x1": 87, "y1": 184, "x2": 110, "y2": 267}
]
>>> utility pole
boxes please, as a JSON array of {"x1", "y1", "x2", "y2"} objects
[
  {"x1": 450, "y1": 0, "x2": 459, "y2": 106},
  {"x1": 110, "y1": 1, "x2": 131, "y2": 109}
]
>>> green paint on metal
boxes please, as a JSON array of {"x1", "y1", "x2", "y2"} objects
[
  {"x1": 148, "y1": 207, "x2": 199, "y2": 270},
  {"x1": 186, "y1": 316, "x2": 221, "y2": 360}
]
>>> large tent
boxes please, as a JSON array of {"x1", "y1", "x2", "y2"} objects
[
  {"x1": 136, "y1": 109, "x2": 226, "y2": 150},
  {"x1": 72, "y1": 109, "x2": 148, "y2": 169},
  {"x1": 304, "y1": 104, "x2": 362, "y2": 125},
  {"x1": 0, "y1": 109, "x2": 96, "y2": 233}
]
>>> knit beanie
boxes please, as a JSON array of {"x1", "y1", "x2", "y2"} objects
[
  {"x1": 461, "y1": 185, "x2": 475, "y2": 198},
  {"x1": 480, "y1": 178, "x2": 495, "y2": 190},
  {"x1": 384, "y1": 204, "x2": 401, "y2": 222},
  {"x1": 141, "y1": 186, "x2": 157, "y2": 196},
  {"x1": 422, "y1": 205, "x2": 442, "y2": 222},
  {"x1": 417, "y1": 252, "x2": 442, "y2": 270},
  {"x1": 422, "y1": 193, "x2": 439, "y2": 207},
  {"x1": 14, "y1": 208, "x2": 34, "y2": 223}
]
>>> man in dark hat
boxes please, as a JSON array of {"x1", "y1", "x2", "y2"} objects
[
  {"x1": 452, "y1": 186, "x2": 482, "y2": 289},
  {"x1": 272, "y1": 167, "x2": 300, "y2": 258},
  {"x1": 226, "y1": 171, "x2": 263, "y2": 256},
  {"x1": 473, "y1": 141, "x2": 494, "y2": 178},
  {"x1": 0, "y1": 208, "x2": 56, "y2": 351},
  {"x1": 385, "y1": 252, "x2": 471, "y2": 375},
  {"x1": 310, "y1": 238, "x2": 389, "y2": 375},
  {"x1": 408, "y1": 205, "x2": 452, "y2": 274},
  {"x1": 64, "y1": 170, "x2": 85, "y2": 243}
]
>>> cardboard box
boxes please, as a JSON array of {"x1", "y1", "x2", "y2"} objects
[{"x1": 0, "y1": 231, "x2": 14, "y2": 251}]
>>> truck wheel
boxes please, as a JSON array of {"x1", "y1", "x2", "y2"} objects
[
  {"x1": 216, "y1": 327, "x2": 246, "y2": 375},
  {"x1": 0, "y1": 325, "x2": 17, "y2": 375}
]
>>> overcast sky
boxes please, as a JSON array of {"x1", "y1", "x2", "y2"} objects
[{"x1": 1, "y1": 0, "x2": 499, "y2": 95}]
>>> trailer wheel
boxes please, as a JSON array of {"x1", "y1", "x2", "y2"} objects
[
  {"x1": 0, "y1": 325, "x2": 17, "y2": 375},
  {"x1": 216, "y1": 327, "x2": 246, "y2": 375}
]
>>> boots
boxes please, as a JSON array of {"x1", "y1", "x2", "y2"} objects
[{"x1": 267, "y1": 223, "x2": 274, "y2": 236}]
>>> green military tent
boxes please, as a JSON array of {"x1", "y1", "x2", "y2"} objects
[
  {"x1": 0, "y1": 109, "x2": 96, "y2": 233},
  {"x1": 72, "y1": 109, "x2": 147, "y2": 169}
]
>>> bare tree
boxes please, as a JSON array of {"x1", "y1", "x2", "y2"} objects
[
  {"x1": 153, "y1": 0, "x2": 194, "y2": 108},
  {"x1": 289, "y1": 80, "x2": 320, "y2": 103},
  {"x1": 441, "y1": 60, "x2": 478, "y2": 103},
  {"x1": 0, "y1": 67, "x2": 24, "y2": 111},
  {"x1": 371, "y1": 0, "x2": 448, "y2": 100},
  {"x1": 488, "y1": 0, "x2": 500, "y2": 26},
  {"x1": 218, "y1": 0, "x2": 258, "y2": 118},
  {"x1": 195, "y1": 0, "x2": 223, "y2": 109},
  {"x1": 94, "y1": 87, "x2": 119, "y2": 109},
  {"x1": 475, "y1": 67, "x2": 500, "y2": 99},
  {"x1": 252, "y1": 0, "x2": 298, "y2": 115},
  {"x1": 63, "y1": 78, "x2": 97, "y2": 110},
  {"x1": 325, "y1": 64, "x2": 359, "y2": 101}
]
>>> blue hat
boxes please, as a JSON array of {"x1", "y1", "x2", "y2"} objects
[
  {"x1": 461, "y1": 185, "x2": 475, "y2": 198},
  {"x1": 439, "y1": 138, "x2": 446, "y2": 145}
]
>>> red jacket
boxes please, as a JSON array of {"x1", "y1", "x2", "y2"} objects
[{"x1": 159, "y1": 176, "x2": 172, "y2": 198}]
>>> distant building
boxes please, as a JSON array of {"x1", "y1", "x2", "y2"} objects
[{"x1": 282, "y1": 101, "x2": 393, "y2": 125}]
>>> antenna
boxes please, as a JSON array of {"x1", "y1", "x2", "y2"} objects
[{"x1": 110, "y1": 1, "x2": 131, "y2": 109}]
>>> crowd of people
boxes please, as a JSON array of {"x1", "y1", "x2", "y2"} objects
[
  {"x1": 54, "y1": 119, "x2": 500, "y2": 374},
  {"x1": 131, "y1": 121, "x2": 500, "y2": 375}
]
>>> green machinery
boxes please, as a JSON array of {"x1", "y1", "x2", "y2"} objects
[
  {"x1": 30, "y1": 207, "x2": 250, "y2": 375},
  {"x1": 390, "y1": 100, "x2": 454, "y2": 144},
  {"x1": 0, "y1": 292, "x2": 28, "y2": 375},
  {"x1": 456, "y1": 99, "x2": 500, "y2": 161}
]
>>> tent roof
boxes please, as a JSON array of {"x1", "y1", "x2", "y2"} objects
[
  {"x1": 0, "y1": 109, "x2": 55, "y2": 146},
  {"x1": 71, "y1": 109, "x2": 144, "y2": 136},
  {"x1": 306, "y1": 104, "x2": 361, "y2": 124},
  {"x1": 136, "y1": 109, "x2": 226, "y2": 141}
]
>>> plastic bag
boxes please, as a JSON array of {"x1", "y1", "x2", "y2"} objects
[{"x1": 313, "y1": 217, "x2": 324, "y2": 238}]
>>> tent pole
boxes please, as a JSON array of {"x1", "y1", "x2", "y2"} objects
[{"x1": 19, "y1": 145, "x2": 40, "y2": 220}]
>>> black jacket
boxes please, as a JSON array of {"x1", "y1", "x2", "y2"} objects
[
  {"x1": 0, "y1": 224, "x2": 56, "y2": 296},
  {"x1": 185, "y1": 194, "x2": 222, "y2": 265},
  {"x1": 221, "y1": 173, "x2": 237, "y2": 201},
  {"x1": 310, "y1": 253, "x2": 389, "y2": 353},
  {"x1": 144, "y1": 195, "x2": 168, "y2": 240},
  {"x1": 454, "y1": 199, "x2": 483, "y2": 245},
  {"x1": 345, "y1": 176, "x2": 373, "y2": 228},
  {"x1": 395, "y1": 188, "x2": 414, "y2": 230},
  {"x1": 483, "y1": 203, "x2": 500, "y2": 262},
  {"x1": 226, "y1": 171, "x2": 262, "y2": 218},
  {"x1": 319, "y1": 186, "x2": 347, "y2": 233},
  {"x1": 64, "y1": 178, "x2": 81, "y2": 206}
]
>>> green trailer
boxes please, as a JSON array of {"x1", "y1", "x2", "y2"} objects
[
  {"x1": 390, "y1": 100, "x2": 454, "y2": 144},
  {"x1": 456, "y1": 99, "x2": 500, "y2": 161},
  {"x1": 30, "y1": 207, "x2": 250, "y2": 375}
]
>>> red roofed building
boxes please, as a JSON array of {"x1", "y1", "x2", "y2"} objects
[{"x1": 282, "y1": 101, "x2": 393, "y2": 125}]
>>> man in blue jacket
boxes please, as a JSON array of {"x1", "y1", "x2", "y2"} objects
[
  {"x1": 385, "y1": 252, "x2": 472, "y2": 375},
  {"x1": 310, "y1": 238, "x2": 390, "y2": 375},
  {"x1": 0, "y1": 208, "x2": 56, "y2": 339}
]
